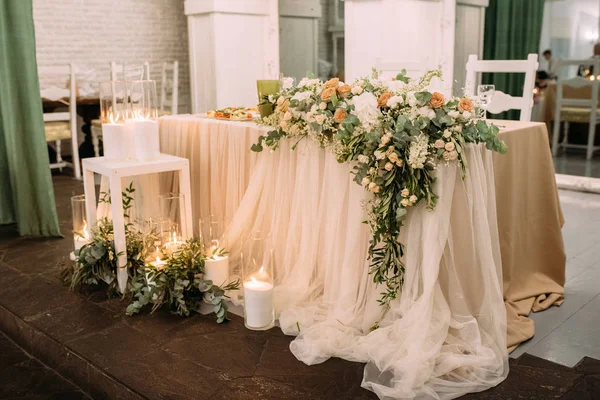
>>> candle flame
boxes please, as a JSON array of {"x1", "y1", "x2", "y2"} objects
[
  {"x1": 259, "y1": 266, "x2": 265, "y2": 274},
  {"x1": 251, "y1": 276, "x2": 257, "y2": 283},
  {"x1": 83, "y1": 222, "x2": 90, "y2": 239}
]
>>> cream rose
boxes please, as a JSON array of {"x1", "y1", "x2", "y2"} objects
[
  {"x1": 401, "y1": 188, "x2": 410, "y2": 198},
  {"x1": 388, "y1": 152, "x2": 399, "y2": 163},
  {"x1": 333, "y1": 108, "x2": 348, "y2": 123},
  {"x1": 337, "y1": 84, "x2": 351, "y2": 98},
  {"x1": 321, "y1": 87, "x2": 336, "y2": 102},
  {"x1": 362, "y1": 177, "x2": 371, "y2": 186},
  {"x1": 409, "y1": 195, "x2": 418, "y2": 203},
  {"x1": 280, "y1": 121, "x2": 288, "y2": 128},
  {"x1": 448, "y1": 110, "x2": 460, "y2": 119},
  {"x1": 319, "y1": 102, "x2": 327, "y2": 110},
  {"x1": 458, "y1": 98, "x2": 474, "y2": 112},
  {"x1": 377, "y1": 92, "x2": 392, "y2": 108},
  {"x1": 358, "y1": 155, "x2": 369, "y2": 164},
  {"x1": 429, "y1": 92, "x2": 445, "y2": 108},
  {"x1": 449, "y1": 150, "x2": 458, "y2": 160},
  {"x1": 351, "y1": 86, "x2": 364, "y2": 95},
  {"x1": 276, "y1": 98, "x2": 290, "y2": 113},
  {"x1": 401, "y1": 198, "x2": 410, "y2": 207},
  {"x1": 325, "y1": 77, "x2": 339, "y2": 89},
  {"x1": 444, "y1": 142, "x2": 455, "y2": 151},
  {"x1": 443, "y1": 129, "x2": 452, "y2": 138},
  {"x1": 384, "y1": 162, "x2": 394, "y2": 171},
  {"x1": 434, "y1": 139, "x2": 445, "y2": 149},
  {"x1": 396, "y1": 160, "x2": 404, "y2": 167},
  {"x1": 315, "y1": 114, "x2": 326, "y2": 125},
  {"x1": 381, "y1": 135, "x2": 391, "y2": 145},
  {"x1": 443, "y1": 151, "x2": 452, "y2": 161}
]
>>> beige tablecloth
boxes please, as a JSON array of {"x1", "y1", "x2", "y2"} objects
[
  {"x1": 159, "y1": 116, "x2": 566, "y2": 352},
  {"x1": 542, "y1": 82, "x2": 598, "y2": 125},
  {"x1": 492, "y1": 119, "x2": 566, "y2": 351}
]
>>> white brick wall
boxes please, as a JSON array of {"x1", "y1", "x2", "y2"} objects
[{"x1": 33, "y1": 0, "x2": 190, "y2": 113}]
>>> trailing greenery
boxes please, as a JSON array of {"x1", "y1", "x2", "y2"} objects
[{"x1": 126, "y1": 238, "x2": 240, "y2": 323}]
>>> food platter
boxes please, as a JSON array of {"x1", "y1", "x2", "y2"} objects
[{"x1": 206, "y1": 107, "x2": 258, "y2": 121}]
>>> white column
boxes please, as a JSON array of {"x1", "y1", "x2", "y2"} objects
[
  {"x1": 184, "y1": 0, "x2": 280, "y2": 113},
  {"x1": 345, "y1": 0, "x2": 456, "y2": 95},
  {"x1": 279, "y1": 0, "x2": 322, "y2": 82}
]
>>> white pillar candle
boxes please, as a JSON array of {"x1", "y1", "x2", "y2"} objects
[
  {"x1": 74, "y1": 235, "x2": 90, "y2": 250},
  {"x1": 243, "y1": 278, "x2": 274, "y2": 330},
  {"x1": 127, "y1": 119, "x2": 160, "y2": 161},
  {"x1": 204, "y1": 255, "x2": 230, "y2": 287},
  {"x1": 101, "y1": 123, "x2": 130, "y2": 160}
]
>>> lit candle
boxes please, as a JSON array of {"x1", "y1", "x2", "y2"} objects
[
  {"x1": 164, "y1": 232, "x2": 184, "y2": 253},
  {"x1": 127, "y1": 113, "x2": 160, "y2": 161},
  {"x1": 102, "y1": 113, "x2": 135, "y2": 160},
  {"x1": 243, "y1": 276, "x2": 274, "y2": 330},
  {"x1": 204, "y1": 244, "x2": 230, "y2": 287},
  {"x1": 73, "y1": 222, "x2": 90, "y2": 250}
]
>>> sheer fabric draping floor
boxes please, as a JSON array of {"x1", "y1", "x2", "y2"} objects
[{"x1": 222, "y1": 136, "x2": 508, "y2": 399}]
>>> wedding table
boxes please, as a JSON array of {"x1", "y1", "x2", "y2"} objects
[{"x1": 158, "y1": 115, "x2": 565, "y2": 398}]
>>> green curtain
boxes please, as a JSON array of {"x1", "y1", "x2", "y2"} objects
[
  {"x1": 0, "y1": 0, "x2": 61, "y2": 236},
  {"x1": 483, "y1": 0, "x2": 545, "y2": 120}
]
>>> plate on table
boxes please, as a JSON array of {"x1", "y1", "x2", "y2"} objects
[{"x1": 207, "y1": 107, "x2": 258, "y2": 121}]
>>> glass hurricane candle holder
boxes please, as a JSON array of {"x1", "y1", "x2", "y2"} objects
[
  {"x1": 71, "y1": 195, "x2": 91, "y2": 251},
  {"x1": 199, "y1": 216, "x2": 229, "y2": 287},
  {"x1": 99, "y1": 81, "x2": 134, "y2": 160},
  {"x1": 159, "y1": 192, "x2": 187, "y2": 253},
  {"x1": 127, "y1": 80, "x2": 160, "y2": 160},
  {"x1": 241, "y1": 231, "x2": 274, "y2": 331}
]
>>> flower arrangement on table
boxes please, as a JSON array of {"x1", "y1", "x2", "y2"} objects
[
  {"x1": 251, "y1": 68, "x2": 507, "y2": 327},
  {"x1": 63, "y1": 191, "x2": 240, "y2": 324}
]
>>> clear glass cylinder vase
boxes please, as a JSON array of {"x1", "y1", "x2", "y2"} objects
[
  {"x1": 159, "y1": 192, "x2": 187, "y2": 254},
  {"x1": 241, "y1": 231, "x2": 274, "y2": 331},
  {"x1": 99, "y1": 80, "x2": 132, "y2": 160},
  {"x1": 71, "y1": 194, "x2": 90, "y2": 251},
  {"x1": 200, "y1": 215, "x2": 229, "y2": 287}
]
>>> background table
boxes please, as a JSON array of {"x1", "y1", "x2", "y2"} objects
[{"x1": 159, "y1": 116, "x2": 566, "y2": 351}]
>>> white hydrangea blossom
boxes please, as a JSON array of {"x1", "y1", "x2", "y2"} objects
[
  {"x1": 351, "y1": 92, "x2": 381, "y2": 132},
  {"x1": 291, "y1": 91, "x2": 312, "y2": 102},
  {"x1": 387, "y1": 95, "x2": 404, "y2": 109}
]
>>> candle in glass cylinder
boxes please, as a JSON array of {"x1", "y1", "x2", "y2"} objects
[
  {"x1": 204, "y1": 245, "x2": 230, "y2": 287},
  {"x1": 243, "y1": 276, "x2": 274, "y2": 330},
  {"x1": 74, "y1": 222, "x2": 90, "y2": 250},
  {"x1": 127, "y1": 80, "x2": 160, "y2": 160}
]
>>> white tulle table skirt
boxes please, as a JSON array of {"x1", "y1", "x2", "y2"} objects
[{"x1": 154, "y1": 116, "x2": 508, "y2": 399}]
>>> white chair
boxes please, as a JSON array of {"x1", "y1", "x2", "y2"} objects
[
  {"x1": 39, "y1": 64, "x2": 81, "y2": 178},
  {"x1": 465, "y1": 54, "x2": 538, "y2": 122},
  {"x1": 91, "y1": 62, "x2": 151, "y2": 157},
  {"x1": 160, "y1": 61, "x2": 179, "y2": 115},
  {"x1": 551, "y1": 57, "x2": 600, "y2": 160},
  {"x1": 110, "y1": 61, "x2": 150, "y2": 81}
]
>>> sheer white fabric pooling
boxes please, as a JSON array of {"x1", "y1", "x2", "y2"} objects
[{"x1": 118, "y1": 117, "x2": 508, "y2": 399}]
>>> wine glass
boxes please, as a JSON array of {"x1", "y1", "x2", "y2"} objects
[{"x1": 477, "y1": 84, "x2": 495, "y2": 120}]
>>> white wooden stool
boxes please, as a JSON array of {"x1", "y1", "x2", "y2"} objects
[{"x1": 82, "y1": 155, "x2": 193, "y2": 293}]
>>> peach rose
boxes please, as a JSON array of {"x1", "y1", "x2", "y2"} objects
[
  {"x1": 321, "y1": 87, "x2": 336, "y2": 102},
  {"x1": 337, "y1": 84, "x2": 351, "y2": 98},
  {"x1": 377, "y1": 92, "x2": 392, "y2": 108},
  {"x1": 458, "y1": 98, "x2": 474, "y2": 112},
  {"x1": 276, "y1": 98, "x2": 290, "y2": 113},
  {"x1": 333, "y1": 108, "x2": 348, "y2": 123},
  {"x1": 325, "y1": 77, "x2": 339, "y2": 89},
  {"x1": 429, "y1": 92, "x2": 445, "y2": 108}
]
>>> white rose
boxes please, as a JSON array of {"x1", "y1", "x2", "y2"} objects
[
  {"x1": 401, "y1": 198, "x2": 410, "y2": 207},
  {"x1": 351, "y1": 86, "x2": 364, "y2": 95},
  {"x1": 387, "y1": 95, "x2": 404, "y2": 109},
  {"x1": 384, "y1": 162, "x2": 394, "y2": 171},
  {"x1": 315, "y1": 114, "x2": 326, "y2": 125},
  {"x1": 444, "y1": 142, "x2": 455, "y2": 151},
  {"x1": 448, "y1": 110, "x2": 459, "y2": 119},
  {"x1": 409, "y1": 195, "x2": 418, "y2": 203},
  {"x1": 462, "y1": 111, "x2": 471, "y2": 119},
  {"x1": 418, "y1": 106, "x2": 435, "y2": 119},
  {"x1": 362, "y1": 177, "x2": 371, "y2": 186},
  {"x1": 453, "y1": 125, "x2": 463, "y2": 133},
  {"x1": 401, "y1": 188, "x2": 410, "y2": 197},
  {"x1": 291, "y1": 91, "x2": 312, "y2": 102},
  {"x1": 319, "y1": 102, "x2": 327, "y2": 110},
  {"x1": 358, "y1": 155, "x2": 369, "y2": 164},
  {"x1": 283, "y1": 111, "x2": 292, "y2": 121},
  {"x1": 434, "y1": 139, "x2": 445, "y2": 149},
  {"x1": 443, "y1": 129, "x2": 452, "y2": 138},
  {"x1": 388, "y1": 152, "x2": 399, "y2": 163},
  {"x1": 381, "y1": 135, "x2": 390, "y2": 145},
  {"x1": 368, "y1": 182, "x2": 376, "y2": 191},
  {"x1": 406, "y1": 92, "x2": 417, "y2": 107}
]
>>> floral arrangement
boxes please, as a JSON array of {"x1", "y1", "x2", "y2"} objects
[
  {"x1": 252, "y1": 69, "x2": 506, "y2": 326},
  {"x1": 126, "y1": 238, "x2": 240, "y2": 323}
]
